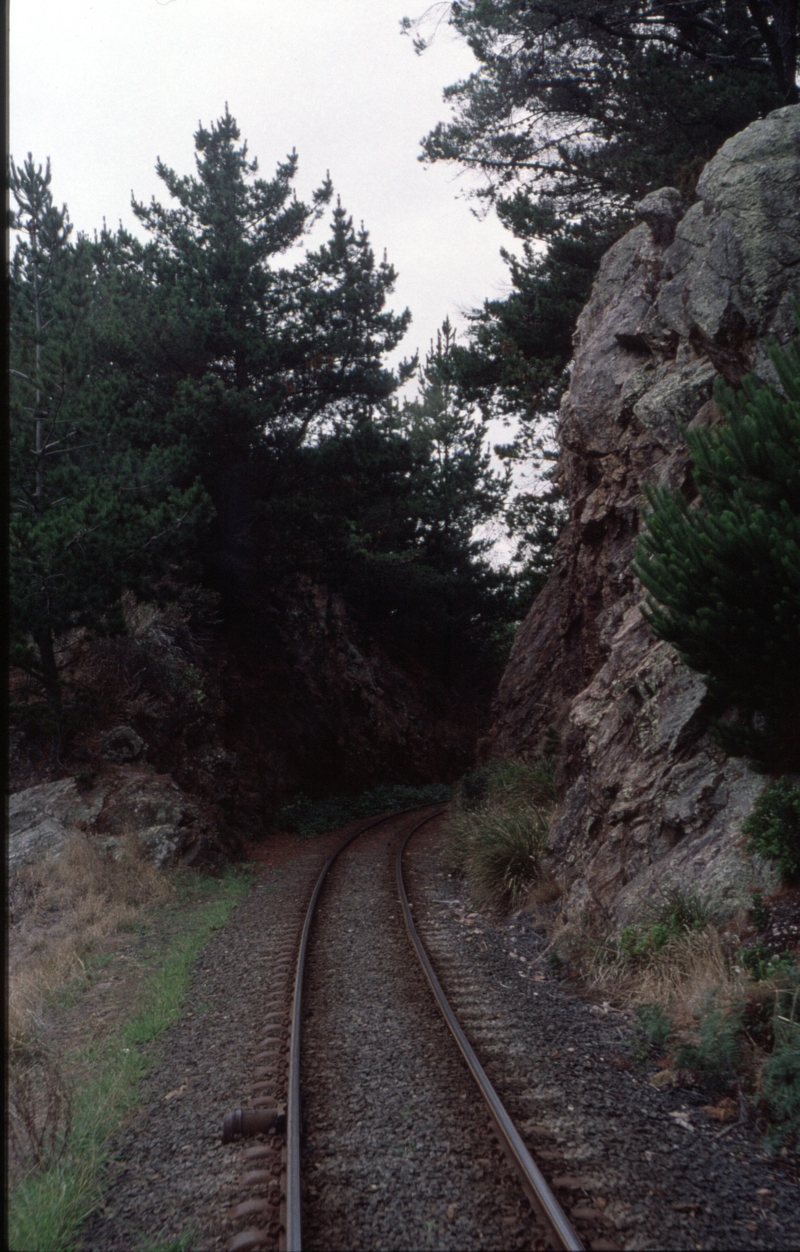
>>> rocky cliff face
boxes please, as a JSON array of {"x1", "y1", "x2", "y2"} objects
[{"x1": 486, "y1": 105, "x2": 800, "y2": 923}]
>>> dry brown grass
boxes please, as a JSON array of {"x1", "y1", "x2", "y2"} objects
[
  {"x1": 8, "y1": 835, "x2": 171, "y2": 1056},
  {"x1": 552, "y1": 909, "x2": 752, "y2": 1030}
]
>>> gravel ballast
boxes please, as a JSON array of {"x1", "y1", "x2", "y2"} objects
[
  {"x1": 300, "y1": 813, "x2": 546, "y2": 1251},
  {"x1": 404, "y1": 819, "x2": 800, "y2": 1252},
  {"x1": 73, "y1": 815, "x2": 799, "y2": 1251}
]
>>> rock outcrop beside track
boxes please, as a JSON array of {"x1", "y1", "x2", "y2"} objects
[{"x1": 485, "y1": 105, "x2": 800, "y2": 922}]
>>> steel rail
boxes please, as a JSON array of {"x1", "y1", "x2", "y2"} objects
[
  {"x1": 397, "y1": 813, "x2": 584, "y2": 1252},
  {"x1": 284, "y1": 806, "x2": 443, "y2": 1252}
]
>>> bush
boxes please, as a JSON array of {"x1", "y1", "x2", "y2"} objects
[
  {"x1": 743, "y1": 776, "x2": 800, "y2": 882},
  {"x1": 635, "y1": 1003, "x2": 674, "y2": 1050},
  {"x1": 762, "y1": 1033, "x2": 800, "y2": 1151},
  {"x1": 278, "y1": 782, "x2": 451, "y2": 838},
  {"x1": 675, "y1": 992, "x2": 744, "y2": 1095}
]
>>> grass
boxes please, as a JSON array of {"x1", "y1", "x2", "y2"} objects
[
  {"x1": 7, "y1": 864, "x2": 253, "y2": 1252},
  {"x1": 9, "y1": 833, "x2": 172, "y2": 1053},
  {"x1": 445, "y1": 757, "x2": 556, "y2": 910},
  {"x1": 551, "y1": 881, "x2": 800, "y2": 1148}
]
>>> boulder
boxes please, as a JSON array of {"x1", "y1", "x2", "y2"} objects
[
  {"x1": 8, "y1": 767, "x2": 229, "y2": 877},
  {"x1": 486, "y1": 106, "x2": 800, "y2": 922}
]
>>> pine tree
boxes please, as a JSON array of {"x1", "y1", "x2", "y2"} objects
[
  {"x1": 404, "y1": 0, "x2": 796, "y2": 504},
  {"x1": 632, "y1": 328, "x2": 800, "y2": 769},
  {"x1": 114, "y1": 111, "x2": 414, "y2": 584},
  {"x1": 8, "y1": 156, "x2": 211, "y2": 712},
  {"x1": 402, "y1": 319, "x2": 508, "y2": 565}
]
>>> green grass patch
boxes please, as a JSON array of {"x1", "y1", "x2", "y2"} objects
[{"x1": 8, "y1": 865, "x2": 254, "y2": 1252}]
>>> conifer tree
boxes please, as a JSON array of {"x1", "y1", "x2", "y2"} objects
[
  {"x1": 402, "y1": 319, "x2": 507, "y2": 565},
  {"x1": 8, "y1": 156, "x2": 211, "y2": 712},
  {"x1": 632, "y1": 330, "x2": 800, "y2": 770}
]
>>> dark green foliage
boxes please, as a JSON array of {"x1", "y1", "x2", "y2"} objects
[
  {"x1": 743, "y1": 777, "x2": 800, "y2": 882},
  {"x1": 406, "y1": 1, "x2": 793, "y2": 218},
  {"x1": 278, "y1": 783, "x2": 451, "y2": 838},
  {"x1": 675, "y1": 993, "x2": 744, "y2": 1094},
  {"x1": 741, "y1": 944, "x2": 798, "y2": 981},
  {"x1": 750, "y1": 891, "x2": 770, "y2": 930},
  {"x1": 8, "y1": 155, "x2": 212, "y2": 711},
  {"x1": 632, "y1": 330, "x2": 800, "y2": 770},
  {"x1": 762, "y1": 1034, "x2": 800, "y2": 1151},
  {"x1": 634, "y1": 1003, "x2": 674, "y2": 1050},
  {"x1": 9, "y1": 114, "x2": 521, "y2": 728}
]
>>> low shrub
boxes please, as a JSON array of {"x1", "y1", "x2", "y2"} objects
[
  {"x1": 617, "y1": 884, "x2": 717, "y2": 965},
  {"x1": 743, "y1": 776, "x2": 800, "y2": 882},
  {"x1": 761, "y1": 1033, "x2": 800, "y2": 1151},
  {"x1": 445, "y1": 757, "x2": 555, "y2": 910},
  {"x1": 634, "y1": 1002, "x2": 674, "y2": 1050},
  {"x1": 675, "y1": 992, "x2": 744, "y2": 1095},
  {"x1": 278, "y1": 782, "x2": 451, "y2": 838}
]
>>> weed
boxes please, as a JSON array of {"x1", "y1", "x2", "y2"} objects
[
  {"x1": 675, "y1": 992, "x2": 744, "y2": 1095},
  {"x1": 8, "y1": 1054, "x2": 74, "y2": 1174},
  {"x1": 750, "y1": 891, "x2": 769, "y2": 930},
  {"x1": 741, "y1": 945, "x2": 797, "y2": 982},
  {"x1": 139, "y1": 1230, "x2": 195, "y2": 1252},
  {"x1": 615, "y1": 884, "x2": 718, "y2": 967},
  {"x1": 653, "y1": 883, "x2": 714, "y2": 932},
  {"x1": 743, "y1": 776, "x2": 800, "y2": 882},
  {"x1": 761, "y1": 1034, "x2": 800, "y2": 1151},
  {"x1": 635, "y1": 1003, "x2": 674, "y2": 1050}
]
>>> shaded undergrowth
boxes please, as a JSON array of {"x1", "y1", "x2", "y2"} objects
[
  {"x1": 555, "y1": 883, "x2": 800, "y2": 1151},
  {"x1": 278, "y1": 781, "x2": 451, "y2": 838}
]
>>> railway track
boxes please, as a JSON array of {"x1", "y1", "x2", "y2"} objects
[{"x1": 222, "y1": 808, "x2": 583, "y2": 1252}]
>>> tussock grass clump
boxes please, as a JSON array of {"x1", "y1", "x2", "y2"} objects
[{"x1": 446, "y1": 757, "x2": 556, "y2": 910}]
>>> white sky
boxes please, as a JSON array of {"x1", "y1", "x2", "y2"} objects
[{"x1": 9, "y1": 0, "x2": 517, "y2": 375}]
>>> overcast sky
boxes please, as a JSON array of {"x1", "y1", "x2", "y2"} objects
[{"x1": 10, "y1": 0, "x2": 517, "y2": 376}]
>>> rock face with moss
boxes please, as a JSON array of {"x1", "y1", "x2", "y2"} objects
[{"x1": 486, "y1": 105, "x2": 800, "y2": 923}]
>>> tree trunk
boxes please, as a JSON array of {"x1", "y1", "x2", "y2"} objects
[{"x1": 33, "y1": 627, "x2": 62, "y2": 715}]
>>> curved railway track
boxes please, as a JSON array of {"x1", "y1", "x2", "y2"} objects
[{"x1": 223, "y1": 808, "x2": 582, "y2": 1252}]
